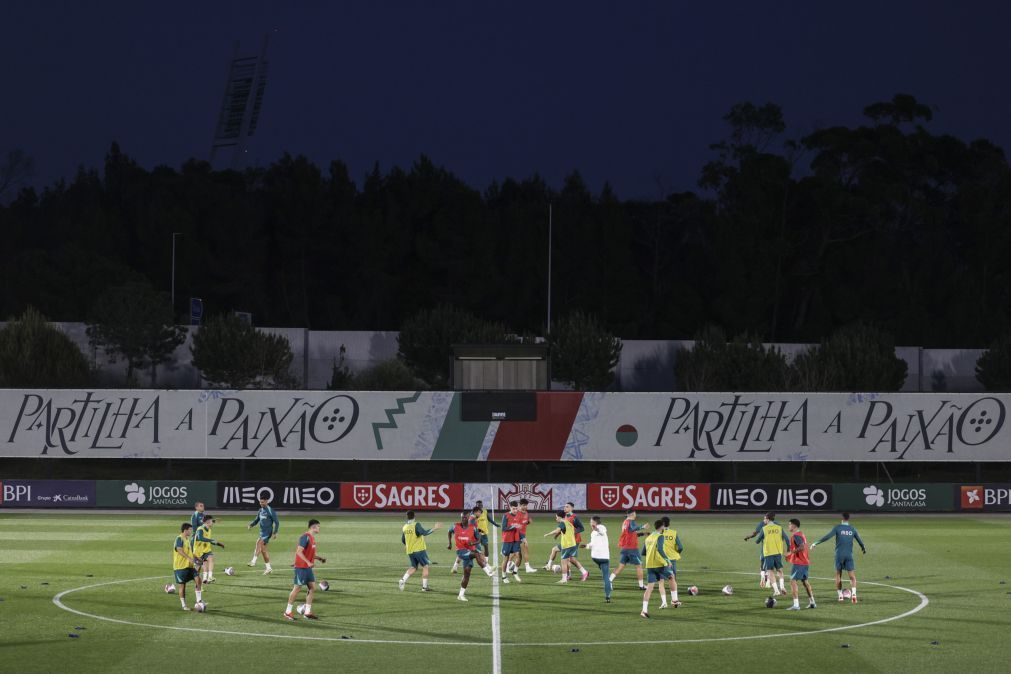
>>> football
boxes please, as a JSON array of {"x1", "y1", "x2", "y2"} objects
[
  {"x1": 318, "y1": 580, "x2": 330, "y2": 591},
  {"x1": 842, "y1": 589, "x2": 852, "y2": 600},
  {"x1": 688, "y1": 585, "x2": 699, "y2": 596},
  {"x1": 164, "y1": 583, "x2": 176, "y2": 594},
  {"x1": 296, "y1": 603, "x2": 306, "y2": 615},
  {"x1": 224, "y1": 567, "x2": 235, "y2": 576},
  {"x1": 194, "y1": 601, "x2": 206, "y2": 612},
  {"x1": 721, "y1": 585, "x2": 734, "y2": 595},
  {"x1": 551, "y1": 564, "x2": 561, "y2": 573},
  {"x1": 765, "y1": 596, "x2": 777, "y2": 608}
]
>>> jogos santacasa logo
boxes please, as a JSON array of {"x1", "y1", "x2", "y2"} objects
[{"x1": 340, "y1": 482, "x2": 464, "y2": 510}]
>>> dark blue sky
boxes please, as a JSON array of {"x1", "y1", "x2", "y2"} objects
[{"x1": 3, "y1": 0, "x2": 1010, "y2": 199}]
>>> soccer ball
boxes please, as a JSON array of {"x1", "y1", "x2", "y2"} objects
[
  {"x1": 318, "y1": 580, "x2": 330, "y2": 591},
  {"x1": 224, "y1": 567, "x2": 235, "y2": 576},
  {"x1": 296, "y1": 604, "x2": 306, "y2": 615},
  {"x1": 765, "y1": 596, "x2": 777, "y2": 608},
  {"x1": 194, "y1": 601, "x2": 206, "y2": 612},
  {"x1": 551, "y1": 564, "x2": 561, "y2": 573},
  {"x1": 164, "y1": 583, "x2": 176, "y2": 594},
  {"x1": 688, "y1": 585, "x2": 699, "y2": 596},
  {"x1": 842, "y1": 589, "x2": 852, "y2": 600},
  {"x1": 721, "y1": 585, "x2": 734, "y2": 595}
]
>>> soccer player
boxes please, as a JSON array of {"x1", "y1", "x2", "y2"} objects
[
  {"x1": 499, "y1": 501, "x2": 523, "y2": 584},
  {"x1": 543, "y1": 503, "x2": 587, "y2": 580},
  {"x1": 190, "y1": 501, "x2": 205, "y2": 534},
  {"x1": 399, "y1": 510, "x2": 442, "y2": 592},
  {"x1": 448, "y1": 511, "x2": 494, "y2": 601},
  {"x1": 471, "y1": 501, "x2": 499, "y2": 555},
  {"x1": 755, "y1": 512, "x2": 790, "y2": 596},
  {"x1": 810, "y1": 512, "x2": 867, "y2": 603},
  {"x1": 192, "y1": 514, "x2": 225, "y2": 583},
  {"x1": 517, "y1": 498, "x2": 537, "y2": 573},
  {"x1": 743, "y1": 515, "x2": 768, "y2": 587},
  {"x1": 610, "y1": 509, "x2": 649, "y2": 590},
  {"x1": 784, "y1": 518, "x2": 816, "y2": 610},
  {"x1": 581, "y1": 516, "x2": 612, "y2": 602},
  {"x1": 660, "y1": 516, "x2": 684, "y2": 608},
  {"x1": 639, "y1": 519, "x2": 671, "y2": 618},
  {"x1": 248, "y1": 496, "x2": 279, "y2": 574},
  {"x1": 543, "y1": 510, "x2": 588, "y2": 583},
  {"x1": 284, "y1": 519, "x2": 327, "y2": 621},
  {"x1": 172, "y1": 523, "x2": 203, "y2": 611}
]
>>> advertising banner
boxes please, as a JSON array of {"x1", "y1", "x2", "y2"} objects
[
  {"x1": 833, "y1": 483, "x2": 953, "y2": 512},
  {"x1": 586, "y1": 483, "x2": 710, "y2": 511},
  {"x1": 217, "y1": 482, "x2": 340, "y2": 510},
  {"x1": 463, "y1": 483, "x2": 586, "y2": 511},
  {"x1": 0, "y1": 479, "x2": 96, "y2": 508},
  {"x1": 711, "y1": 484, "x2": 833, "y2": 511},
  {"x1": 96, "y1": 481, "x2": 217, "y2": 509},
  {"x1": 958, "y1": 484, "x2": 1011, "y2": 511},
  {"x1": 3, "y1": 389, "x2": 1010, "y2": 461},
  {"x1": 339, "y1": 482, "x2": 463, "y2": 510}
]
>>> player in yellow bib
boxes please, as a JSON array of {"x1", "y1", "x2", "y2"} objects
[
  {"x1": 660, "y1": 516, "x2": 685, "y2": 608},
  {"x1": 172, "y1": 523, "x2": 203, "y2": 611},
  {"x1": 399, "y1": 510, "x2": 442, "y2": 592},
  {"x1": 755, "y1": 512, "x2": 790, "y2": 596},
  {"x1": 639, "y1": 519, "x2": 672, "y2": 618},
  {"x1": 191, "y1": 514, "x2": 225, "y2": 583},
  {"x1": 544, "y1": 510, "x2": 588, "y2": 584}
]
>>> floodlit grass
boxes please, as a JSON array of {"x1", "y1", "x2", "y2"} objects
[{"x1": 1, "y1": 512, "x2": 1008, "y2": 672}]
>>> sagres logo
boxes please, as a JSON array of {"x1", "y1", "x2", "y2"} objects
[
  {"x1": 961, "y1": 485, "x2": 983, "y2": 509},
  {"x1": 353, "y1": 484, "x2": 374, "y2": 507},
  {"x1": 863, "y1": 485, "x2": 884, "y2": 507},
  {"x1": 599, "y1": 485, "x2": 620, "y2": 509},
  {"x1": 125, "y1": 482, "x2": 147, "y2": 505}
]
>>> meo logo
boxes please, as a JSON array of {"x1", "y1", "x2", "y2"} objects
[
  {"x1": 961, "y1": 485, "x2": 983, "y2": 509},
  {"x1": 353, "y1": 485, "x2": 374, "y2": 507}
]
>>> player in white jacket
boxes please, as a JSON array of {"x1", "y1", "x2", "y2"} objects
[{"x1": 581, "y1": 516, "x2": 612, "y2": 602}]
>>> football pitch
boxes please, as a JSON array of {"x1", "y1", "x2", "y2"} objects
[{"x1": 1, "y1": 512, "x2": 1008, "y2": 672}]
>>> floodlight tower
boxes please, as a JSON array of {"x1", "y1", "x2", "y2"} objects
[{"x1": 210, "y1": 36, "x2": 269, "y2": 168}]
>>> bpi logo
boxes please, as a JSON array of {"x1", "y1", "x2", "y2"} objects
[
  {"x1": 961, "y1": 485, "x2": 984, "y2": 509},
  {"x1": 353, "y1": 485, "x2": 374, "y2": 507},
  {"x1": 598, "y1": 485, "x2": 620, "y2": 509},
  {"x1": 0, "y1": 482, "x2": 31, "y2": 504},
  {"x1": 125, "y1": 483, "x2": 147, "y2": 504}
]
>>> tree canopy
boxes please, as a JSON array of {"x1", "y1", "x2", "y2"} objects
[{"x1": 3, "y1": 95, "x2": 1011, "y2": 347}]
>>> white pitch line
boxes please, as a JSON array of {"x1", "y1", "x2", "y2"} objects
[
  {"x1": 52, "y1": 576, "x2": 489, "y2": 646},
  {"x1": 489, "y1": 501, "x2": 502, "y2": 674},
  {"x1": 51, "y1": 570, "x2": 928, "y2": 649}
]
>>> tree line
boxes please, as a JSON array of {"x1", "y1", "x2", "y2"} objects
[{"x1": 3, "y1": 94, "x2": 1011, "y2": 348}]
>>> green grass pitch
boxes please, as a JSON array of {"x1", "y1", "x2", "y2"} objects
[{"x1": 1, "y1": 512, "x2": 1008, "y2": 672}]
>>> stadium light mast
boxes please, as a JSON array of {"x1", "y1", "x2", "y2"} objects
[
  {"x1": 171, "y1": 232, "x2": 181, "y2": 314},
  {"x1": 547, "y1": 202, "x2": 553, "y2": 335}
]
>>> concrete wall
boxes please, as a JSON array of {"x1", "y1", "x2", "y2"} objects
[{"x1": 0, "y1": 322, "x2": 990, "y2": 392}]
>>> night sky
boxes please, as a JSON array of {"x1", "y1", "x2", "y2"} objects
[{"x1": 3, "y1": 0, "x2": 1010, "y2": 199}]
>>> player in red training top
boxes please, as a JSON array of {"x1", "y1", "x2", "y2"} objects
[
  {"x1": 785, "y1": 518, "x2": 816, "y2": 610},
  {"x1": 500, "y1": 501, "x2": 524, "y2": 584},
  {"x1": 284, "y1": 519, "x2": 327, "y2": 621},
  {"x1": 448, "y1": 511, "x2": 494, "y2": 601},
  {"x1": 516, "y1": 498, "x2": 537, "y2": 573}
]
